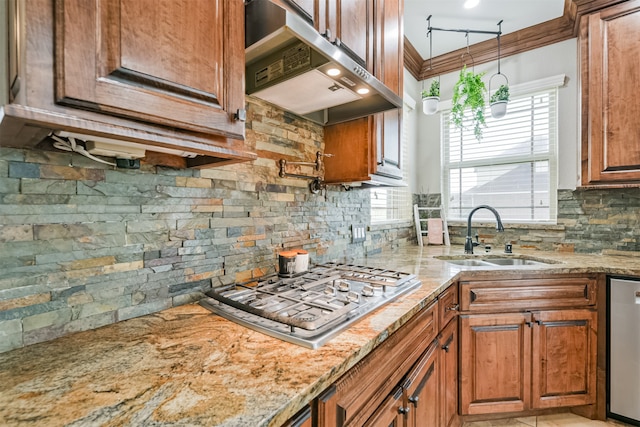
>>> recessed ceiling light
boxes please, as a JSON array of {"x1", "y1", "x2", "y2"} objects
[
  {"x1": 327, "y1": 68, "x2": 341, "y2": 76},
  {"x1": 464, "y1": 0, "x2": 480, "y2": 9},
  {"x1": 356, "y1": 88, "x2": 370, "y2": 95}
]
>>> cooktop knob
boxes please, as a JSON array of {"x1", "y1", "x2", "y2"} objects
[{"x1": 334, "y1": 279, "x2": 351, "y2": 292}]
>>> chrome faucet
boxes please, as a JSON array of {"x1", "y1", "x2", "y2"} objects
[{"x1": 465, "y1": 205, "x2": 505, "y2": 254}]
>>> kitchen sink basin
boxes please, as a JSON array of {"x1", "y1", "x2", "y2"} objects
[
  {"x1": 437, "y1": 255, "x2": 558, "y2": 267},
  {"x1": 482, "y1": 258, "x2": 548, "y2": 266},
  {"x1": 446, "y1": 259, "x2": 497, "y2": 267}
]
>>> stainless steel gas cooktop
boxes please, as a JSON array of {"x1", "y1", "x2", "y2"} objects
[{"x1": 199, "y1": 262, "x2": 421, "y2": 348}]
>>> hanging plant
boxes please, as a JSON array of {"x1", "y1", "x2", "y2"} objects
[
  {"x1": 451, "y1": 65, "x2": 487, "y2": 140},
  {"x1": 490, "y1": 83, "x2": 510, "y2": 103},
  {"x1": 421, "y1": 79, "x2": 440, "y2": 98},
  {"x1": 421, "y1": 79, "x2": 440, "y2": 115}
]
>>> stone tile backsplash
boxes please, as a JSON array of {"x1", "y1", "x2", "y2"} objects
[
  {"x1": 0, "y1": 96, "x2": 413, "y2": 353},
  {"x1": 415, "y1": 190, "x2": 640, "y2": 254}
]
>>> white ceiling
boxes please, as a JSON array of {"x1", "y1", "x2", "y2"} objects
[{"x1": 404, "y1": 0, "x2": 566, "y2": 59}]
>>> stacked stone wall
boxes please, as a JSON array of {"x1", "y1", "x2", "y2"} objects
[{"x1": 0, "y1": 97, "x2": 413, "y2": 353}]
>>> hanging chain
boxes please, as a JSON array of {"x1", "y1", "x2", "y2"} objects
[{"x1": 497, "y1": 20, "x2": 503, "y2": 75}]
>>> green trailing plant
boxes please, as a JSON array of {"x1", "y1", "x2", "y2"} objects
[
  {"x1": 451, "y1": 66, "x2": 487, "y2": 140},
  {"x1": 421, "y1": 80, "x2": 440, "y2": 98},
  {"x1": 490, "y1": 84, "x2": 510, "y2": 103}
]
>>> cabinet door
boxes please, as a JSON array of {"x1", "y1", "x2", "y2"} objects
[
  {"x1": 531, "y1": 309, "x2": 597, "y2": 409},
  {"x1": 439, "y1": 318, "x2": 460, "y2": 427},
  {"x1": 288, "y1": 0, "x2": 316, "y2": 23},
  {"x1": 405, "y1": 342, "x2": 439, "y2": 427},
  {"x1": 438, "y1": 284, "x2": 459, "y2": 329},
  {"x1": 460, "y1": 313, "x2": 532, "y2": 415},
  {"x1": 581, "y1": 2, "x2": 640, "y2": 185},
  {"x1": 321, "y1": 0, "x2": 372, "y2": 67},
  {"x1": 324, "y1": 117, "x2": 374, "y2": 183},
  {"x1": 55, "y1": 0, "x2": 245, "y2": 140},
  {"x1": 372, "y1": 0, "x2": 403, "y2": 180},
  {"x1": 364, "y1": 387, "x2": 405, "y2": 427}
]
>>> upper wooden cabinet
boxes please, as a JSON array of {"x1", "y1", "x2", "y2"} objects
[
  {"x1": 288, "y1": 0, "x2": 316, "y2": 22},
  {"x1": 283, "y1": 0, "x2": 373, "y2": 68},
  {"x1": 372, "y1": 0, "x2": 403, "y2": 181},
  {"x1": 581, "y1": 1, "x2": 640, "y2": 185},
  {"x1": 323, "y1": 0, "x2": 404, "y2": 185},
  {"x1": 319, "y1": 0, "x2": 373, "y2": 68},
  {"x1": 0, "y1": 0, "x2": 256, "y2": 168}
]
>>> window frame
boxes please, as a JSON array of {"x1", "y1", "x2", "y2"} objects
[{"x1": 440, "y1": 76, "x2": 564, "y2": 224}]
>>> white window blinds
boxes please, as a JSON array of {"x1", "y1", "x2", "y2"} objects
[{"x1": 442, "y1": 88, "x2": 558, "y2": 223}]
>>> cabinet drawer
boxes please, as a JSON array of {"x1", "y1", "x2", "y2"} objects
[
  {"x1": 438, "y1": 283, "x2": 459, "y2": 327},
  {"x1": 460, "y1": 276, "x2": 597, "y2": 312}
]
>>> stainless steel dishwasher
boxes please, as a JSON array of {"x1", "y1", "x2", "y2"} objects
[{"x1": 608, "y1": 277, "x2": 640, "y2": 425}]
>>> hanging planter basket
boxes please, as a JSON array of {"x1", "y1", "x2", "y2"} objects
[
  {"x1": 421, "y1": 79, "x2": 440, "y2": 115},
  {"x1": 422, "y1": 96, "x2": 440, "y2": 115},
  {"x1": 490, "y1": 100, "x2": 508, "y2": 119},
  {"x1": 489, "y1": 73, "x2": 510, "y2": 119}
]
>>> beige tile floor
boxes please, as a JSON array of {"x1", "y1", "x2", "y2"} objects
[{"x1": 463, "y1": 413, "x2": 633, "y2": 426}]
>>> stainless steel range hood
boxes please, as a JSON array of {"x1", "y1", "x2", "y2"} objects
[{"x1": 245, "y1": 0, "x2": 402, "y2": 126}]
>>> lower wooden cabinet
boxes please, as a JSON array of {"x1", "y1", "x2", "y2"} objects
[
  {"x1": 460, "y1": 312, "x2": 531, "y2": 415},
  {"x1": 314, "y1": 284, "x2": 460, "y2": 427},
  {"x1": 531, "y1": 309, "x2": 597, "y2": 409},
  {"x1": 287, "y1": 274, "x2": 601, "y2": 426},
  {"x1": 364, "y1": 387, "x2": 405, "y2": 427},
  {"x1": 459, "y1": 276, "x2": 599, "y2": 417},
  {"x1": 312, "y1": 284, "x2": 460, "y2": 427},
  {"x1": 438, "y1": 317, "x2": 459, "y2": 427},
  {"x1": 404, "y1": 341, "x2": 440, "y2": 427}
]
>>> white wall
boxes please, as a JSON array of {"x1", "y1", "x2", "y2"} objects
[
  {"x1": 404, "y1": 68, "x2": 421, "y2": 194},
  {"x1": 410, "y1": 38, "x2": 580, "y2": 193}
]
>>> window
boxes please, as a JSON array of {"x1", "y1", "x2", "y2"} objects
[
  {"x1": 370, "y1": 101, "x2": 413, "y2": 223},
  {"x1": 442, "y1": 87, "x2": 558, "y2": 223}
]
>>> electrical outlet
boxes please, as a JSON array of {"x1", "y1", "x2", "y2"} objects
[
  {"x1": 116, "y1": 158, "x2": 140, "y2": 169},
  {"x1": 352, "y1": 224, "x2": 366, "y2": 243}
]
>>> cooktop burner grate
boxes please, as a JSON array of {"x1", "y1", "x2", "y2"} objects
[{"x1": 199, "y1": 262, "x2": 421, "y2": 348}]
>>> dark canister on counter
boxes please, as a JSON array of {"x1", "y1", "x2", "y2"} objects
[{"x1": 278, "y1": 251, "x2": 298, "y2": 276}]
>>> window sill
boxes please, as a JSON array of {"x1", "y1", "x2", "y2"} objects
[{"x1": 447, "y1": 221, "x2": 565, "y2": 231}]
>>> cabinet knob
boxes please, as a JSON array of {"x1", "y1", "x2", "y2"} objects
[
  {"x1": 441, "y1": 344, "x2": 450, "y2": 352},
  {"x1": 408, "y1": 395, "x2": 419, "y2": 405},
  {"x1": 398, "y1": 406, "x2": 410, "y2": 415},
  {"x1": 446, "y1": 303, "x2": 459, "y2": 311}
]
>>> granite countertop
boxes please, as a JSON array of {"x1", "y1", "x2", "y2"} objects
[{"x1": 2, "y1": 246, "x2": 640, "y2": 427}]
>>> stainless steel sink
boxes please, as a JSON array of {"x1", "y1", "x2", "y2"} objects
[
  {"x1": 445, "y1": 259, "x2": 496, "y2": 267},
  {"x1": 482, "y1": 258, "x2": 548, "y2": 266},
  {"x1": 437, "y1": 255, "x2": 557, "y2": 267}
]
